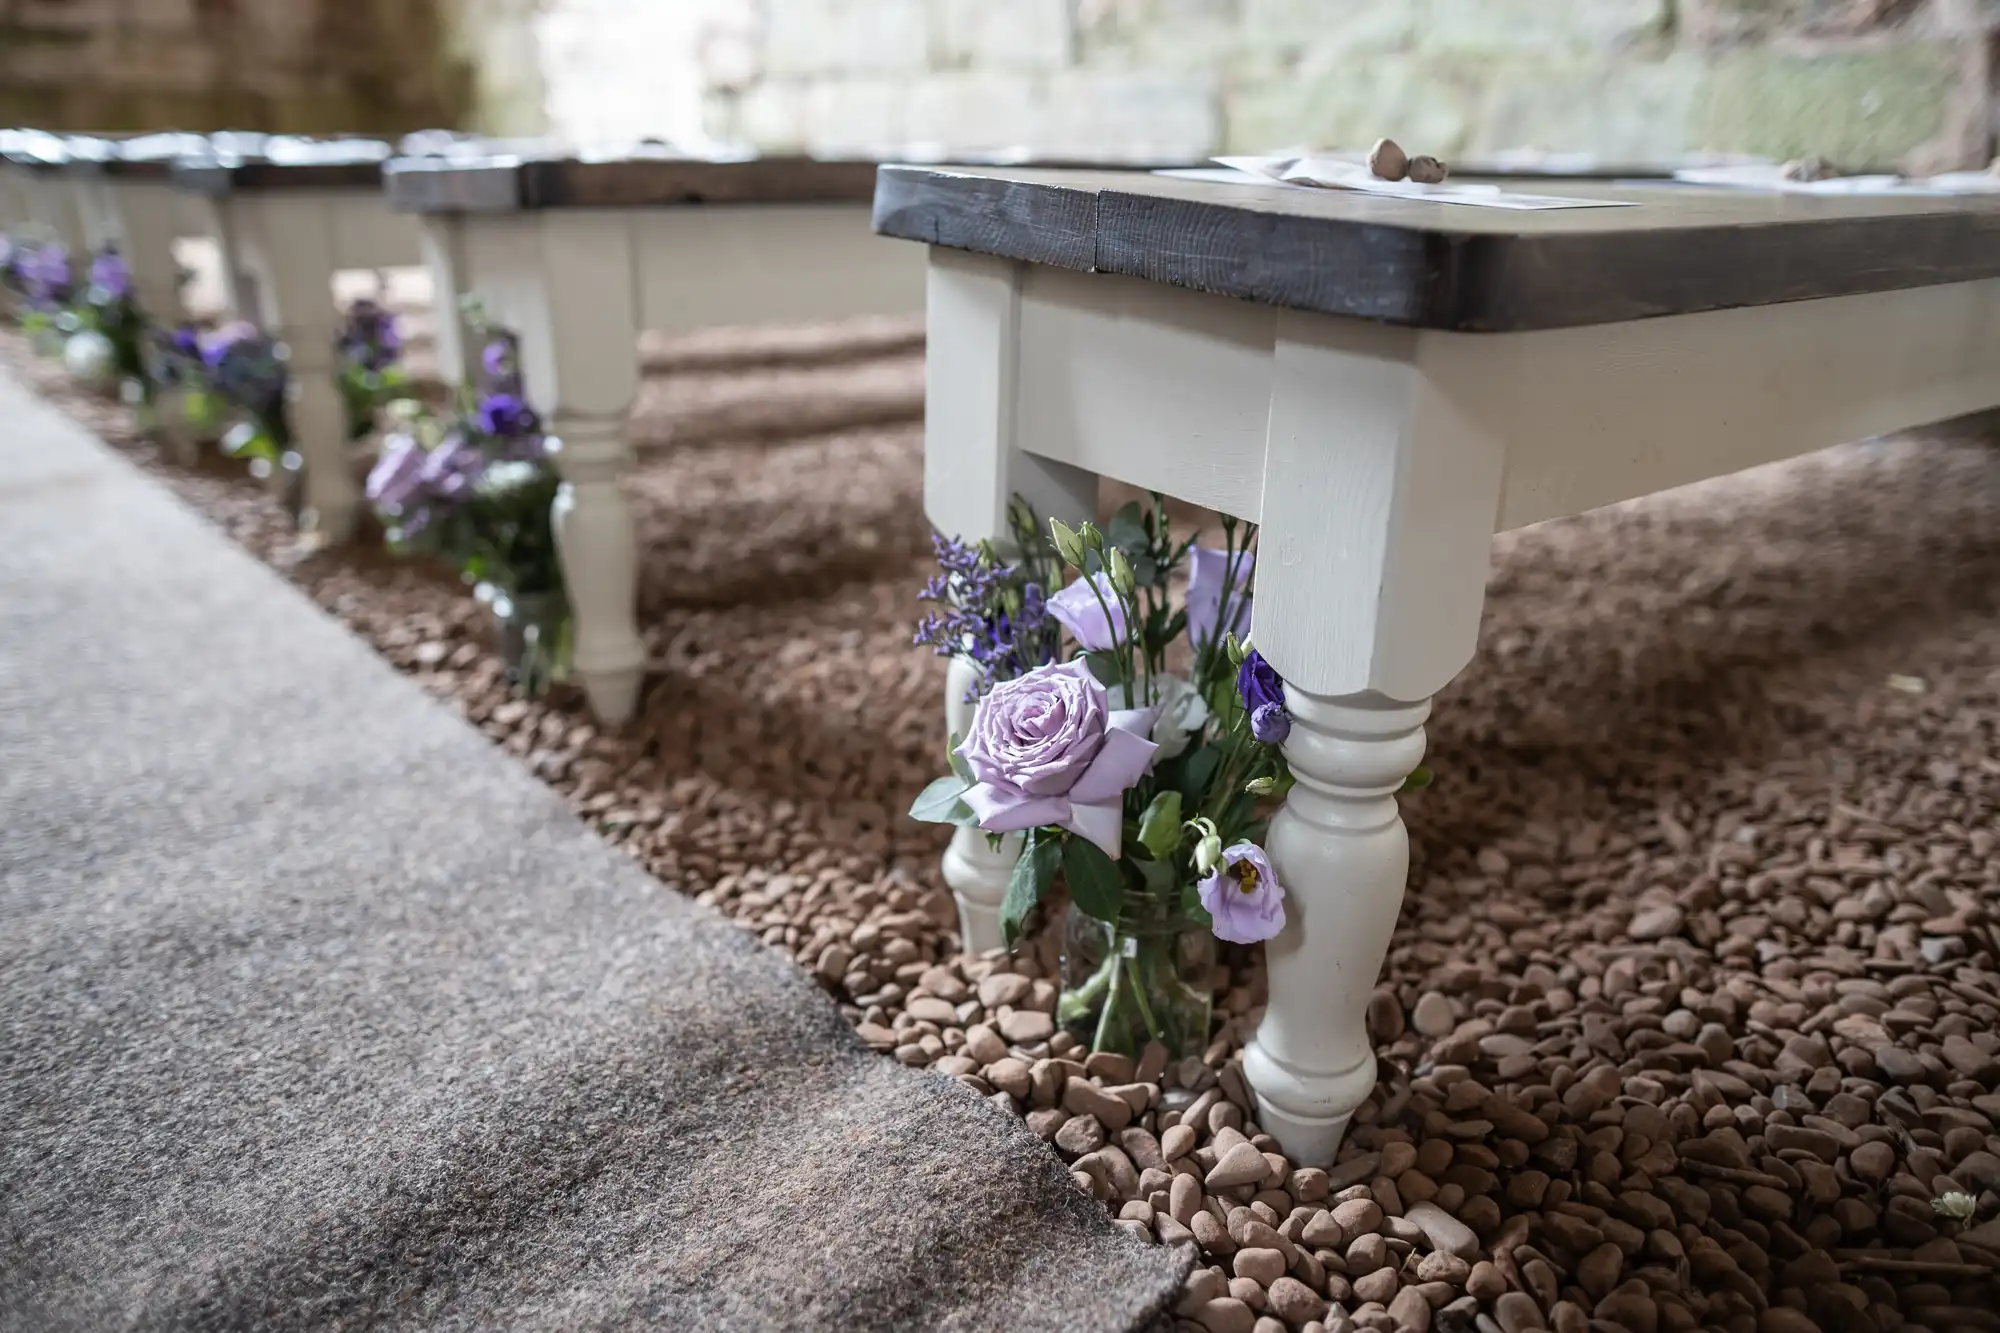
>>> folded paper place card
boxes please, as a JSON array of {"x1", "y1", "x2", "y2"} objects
[
  {"x1": 1673, "y1": 164, "x2": 2000, "y2": 196},
  {"x1": 1170, "y1": 155, "x2": 1639, "y2": 211}
]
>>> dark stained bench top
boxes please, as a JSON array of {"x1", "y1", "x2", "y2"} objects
[
  {"x1": 170, "y1": 137, "x2": 393, "y2": 195},
  {"x1": 870, "y1": 164, "x2": 2000, "y2": 332},
  {"x1": 383, "y1": 148, "x2": 1201, "y2": 215}
]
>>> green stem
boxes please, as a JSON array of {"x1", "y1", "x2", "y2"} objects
[
  {"x1": 1124, "y1": 938, "x2": 1162, "y2": 1043},
  {"x1": 1092, "y1": 950, "x2": 1128, "y2": 1052}
]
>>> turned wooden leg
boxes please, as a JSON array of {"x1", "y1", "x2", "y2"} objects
[
  {"x1": 237, "y1": 195, "x2": 359, "y2": 541},
  {"x1": 920, "y1": 248, "x2": 1099, "y2": 952},
  {"x1": 1237, "y1": 312, "x2": 1505, "y2": 1163},
  {"x1": 112, "y1": 180, "x2": 187, "y2": 327},
  {"x1": 489, "y1": 211, "x2": 647, "y2": 724},
  {"x1": 551, "y1": 419, "x2": 646, "y2": 723},
  {"x1": 1244, "y1": 690, "x2": 1430, "y2": 1163},
  {"x1": 417, "y1": 214, "x2": 473, "y2": 390},
  {"x1": 940, "y1": 656, "x2": 1020, "y2": 952}
]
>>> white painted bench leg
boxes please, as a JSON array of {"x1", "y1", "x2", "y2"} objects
[
  {"x1": 920, "y1": 248, "x2": 1100, "y2": 953},
  {"x1": 1244, "y1": 691, "x2": 1429, "y2": 1163},
  {"x1": 505, "y1": 211, "x2": 647, "y2": 725},
  {"x1": 940, "y1": 655, "x2": 1022, "y2": 952},
  {"x1": 1238, "y1": 313, "x2": 1503, "y2": 1164},
  {"x1": 416, "y1": 215, "x2": 472, "y2": 390},
  {"x1": 114, "y1": 181, "x2": 187, "y2": 327},
  {"x1": 551, "y1": 422, "x2": 645, "y2": 723},
  {"x1": 238, "y1": 195, "x2": 359, "y2": 541}
]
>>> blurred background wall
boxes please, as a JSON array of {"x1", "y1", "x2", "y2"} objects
[{"x1": 5, "y1": 0, "x2": 1995, "y2": 172}]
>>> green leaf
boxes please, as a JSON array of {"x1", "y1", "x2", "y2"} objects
[
  {"x1": 1401, "y1": 765, "x2": 1434, "y2": 792},
  {"x1": 1001, "y1": 830, "x2": 1060, "y2": 948},
  {"x1": 1083, "y1": 650, "x2": 1124, "y2": 687},
  {"x1": 1133, "y1": 854, "x2": 1179, "y2": 895},
  {"x1": 1137, "y1": 789, "x2": 1183, "y2": 861},
  {"x1": 1061, "y1": 836, "x2": 1126, "y2": 923},
  {"x1": 1177, "y1": 745, "x2": 1221, "y2": 811},
  {"x1": 946, "y1": 730, "x2": 974, "y2": 784},
  {"x1": 909, "y1": 775, "x2": 973, "y2": 823}
]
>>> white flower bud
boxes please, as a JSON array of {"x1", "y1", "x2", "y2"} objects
[
  {"x1": 1195, "y1": 834, "x2": 1224, "y2": 877},
  {"x1": 1107, "y1": 547, "x2": 1136, "y2": 598},
  {"x1": 1244, "y1": 776, "x2": 1276, "y2": 795}
]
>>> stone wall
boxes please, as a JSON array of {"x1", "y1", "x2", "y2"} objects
[
  {"x1": 700, "y1": 0, "x2": 2000, "y2": 172},
  {"x1": 0, "y1": 0, "x2": 470, "y2": 134}
]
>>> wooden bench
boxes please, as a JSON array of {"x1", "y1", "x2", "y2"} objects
[
  {"x1": 383, "y1": 148, "x2": 930, "y2": 724},
  {"x1": 872, "y1": 163, "x2": 2000, "y2": 1165},
  {"x1": 172, "y1": 136, "x2": 420, "y2": 541}
]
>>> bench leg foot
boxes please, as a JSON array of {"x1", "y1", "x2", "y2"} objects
[
  {"x1": 552, "y1": 423, "x2": 646, "y2": 725},
  {"x1": 1243, "y1": 688, "x2": 1429, "y2": 1166},
  {"x1": 939, "y1": 656, "x2": 1020, "y2": 953}
]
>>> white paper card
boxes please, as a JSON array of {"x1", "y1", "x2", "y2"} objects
[
  {"x1": 1184, "y1": 155, "x2": 1638, "y2": 211},
  {"x1": 1674, "y1": 164, "x2": 2000, "y2": 196}
]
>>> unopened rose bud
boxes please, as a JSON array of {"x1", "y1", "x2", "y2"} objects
[{"x1": 1195, "y1": 834, "x2": 1224, "y2": 876}]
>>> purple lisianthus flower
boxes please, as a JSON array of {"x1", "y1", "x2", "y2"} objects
[
  {"x1": 955, "y1": 658, "x2": 1157, "y2": 858},
  {"x1": 88, "y1": 247, "x2": 131, "y2": 302},
  {"x1": 20, "y1": 242, "x2": 71, "y2": 308},
  {"x1": 168, "y1": 325, "x2": 201, "y2": 360},
  {"x1": 473, "y1": 391, "x2": 539, "y2": 441},
  {"x1": 1187, "y1": 546, "x2": 1254, "y2": 654},
  {"x1": 1046, "y1": 572, "x2": 1128, "y2": 652},
  {"x1": 1197, "y1": 842, "x2": 1286, "y2": 944},
  {"x1": 336, "y1": 297, "x2": 400, "y2": 372},
  {"x1": 365, "y1": 432, "x2": 428, "y2": 511},
  {"x1": 417, "y1": 432, "x2": 486, "y2": 501},
  {"x1": 1238, "y1": 649, "x2": 1290, "y2": 744}
]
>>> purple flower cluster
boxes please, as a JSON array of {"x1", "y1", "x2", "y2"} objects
[
  {"x1": 1237, "y1": 650, "x2": 1291, "y2": 745},
  {"x1": 913, "y1": 533, "x2": 1057, "y2": 698},
  {"x1": 87, "y1": 246, "x2": 131, "y2": 304},
  {"x1": 19, "y1": 243, "x2": 71, "y2": 310},
  {"x1": 202, "y1": 323, "x2": 288, "y2": 419},
  {"x1": 335, "y1": 297, "x2": 401, "y2": 373}
]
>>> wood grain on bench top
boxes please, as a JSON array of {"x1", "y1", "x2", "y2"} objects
[
  {"x1": 381, "y1": 154, "x2": 1202, "y2": 216},
  {"x1": 871, "y1": 164, "x2": 2000, "y2": 331},
  {"x1": 383, "y1": 156, "x2": 884, "y2": 214}
]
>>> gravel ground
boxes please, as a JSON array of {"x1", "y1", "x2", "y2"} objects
[{"x1": 8, "y1": 325, "x2": 1999, "y2": 1333}]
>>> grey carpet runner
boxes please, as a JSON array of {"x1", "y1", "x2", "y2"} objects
[{"x1": 0, "y1": 368, "x2": 1188, "y2": 1331}]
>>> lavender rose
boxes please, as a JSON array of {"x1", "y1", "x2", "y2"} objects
[
  {"x1": 1046, "y1": 572, "x2": 1127, "y2": 652},
  {"x1": 1237, "y1": 649, "x2": 1290, "y2": 744},
  {"x1": 1187, "y1": 546, "x2": 1253, "y2": 654},
  {"x1": 1197, "y1": 842, "x2": 1286, "y2": 944},
  {"x1": 365, "y1": 433, "x2": 427, "y2": 511},
  {"x1": 956, "y1": 658, "x2": 1157, "y2": 858}
]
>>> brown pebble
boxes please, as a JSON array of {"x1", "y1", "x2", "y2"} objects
[
  {"x1": 1368, "y1": 138, "x2": 1410, "y2": 181},
  {"x1": 1405, "y1": 156, "x2": 1448, "y2": 185}
]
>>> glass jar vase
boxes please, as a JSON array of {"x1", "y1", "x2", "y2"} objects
[
  {"x1": 487, "y1": 586, "x2": 571, "y2": 699},
  {"x1": 1057, "y1": 892, "x2": 1215, "y2": 1060}
]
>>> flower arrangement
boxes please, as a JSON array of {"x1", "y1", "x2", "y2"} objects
[
  {"x1": 364, "y1": 300, "x2": 568, "y2": 695},
  {"x1": 202, "y1": 322, "x2": 299, "y2": 484},
  {"x1": 909, "y1": 495, "x2": 1289, "y2": 1056},
  {"x1": 13, "y1": 241, "x2": 72, "y2": 351},
  {"x1": 71, "y1": 245, "x2": 148, "y2": 392},
  {"x1": 333, "y1": 296, "x2": 409, "y2": 440}
]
